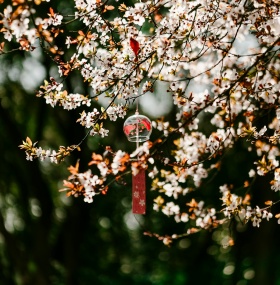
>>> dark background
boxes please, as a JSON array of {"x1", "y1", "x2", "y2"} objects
[{"x1": 1, "y1": 1, "x2": 280, "y2": 284}]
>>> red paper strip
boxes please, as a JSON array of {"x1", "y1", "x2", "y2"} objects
[{"x1": 132, "y1": 169, "x2": 146, "y2": 214}]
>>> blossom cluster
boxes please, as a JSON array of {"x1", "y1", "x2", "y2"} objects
[
  {"x1": 37, "y1": 79, "x2": 91, "y2": 110},
  {"x1": 19, "y1": 137, "x2": 79, "y2": 164},
  {"x1": 219, "y1": 184, "x2": 279, "y2": 228}
]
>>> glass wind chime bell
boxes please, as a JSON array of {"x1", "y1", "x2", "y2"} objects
[
  {"x1": 123, "y1": 111, "x2": 152, "y2": 215},
  {"x1": 123, "y1": 113, "x2": 152, "y2": 142}
]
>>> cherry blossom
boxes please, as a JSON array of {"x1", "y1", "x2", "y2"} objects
[{"x1": 1, "y1": 0, "x2": 279, "y2": 245}]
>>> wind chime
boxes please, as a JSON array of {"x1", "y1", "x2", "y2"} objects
[
  {"x1": 123, "y1": 38, "x2": 152, "y2": 214},
  {"x1": 123, "y1": 111, "x2": 152, "y2": 214}
]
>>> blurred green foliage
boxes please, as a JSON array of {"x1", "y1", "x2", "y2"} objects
[{"x1": 1, "y1": 1, "x2": 280, "y2": 285}]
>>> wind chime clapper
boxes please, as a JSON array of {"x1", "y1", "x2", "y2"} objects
[{"x1": 123, "y1": 110, "x2": 152, "y2": 215}]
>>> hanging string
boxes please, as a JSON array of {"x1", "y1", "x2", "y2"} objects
[
  {"x1": 135, "y1": 59, "x2": 140, "y2": 151},
  {"x1": 136, "y1": 97, "x2": 140, "y2": 151},
  {"x1": 135, "y1": 93, "x2": 139, "y2": 115}
]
